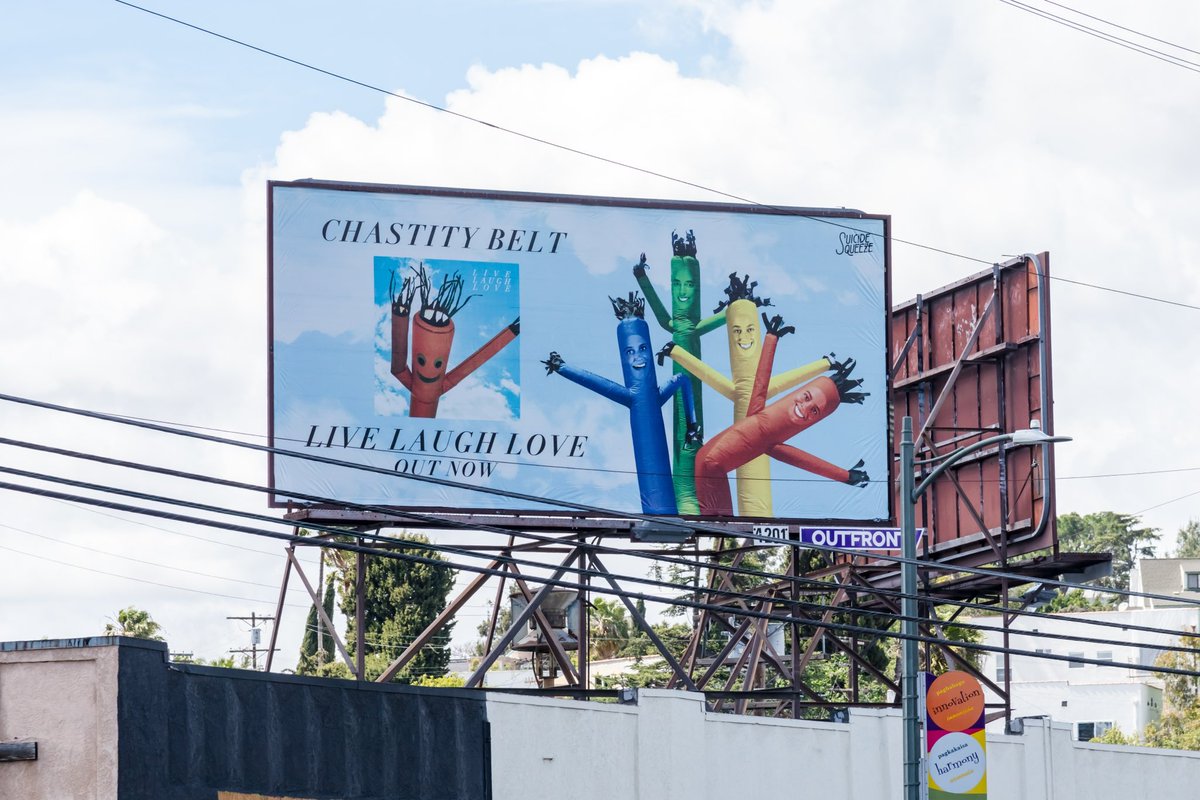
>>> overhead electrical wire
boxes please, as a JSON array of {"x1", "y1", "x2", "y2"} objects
[
  {"x1": 44, "y1": 402, "x2": 1200, "y2": 487},
  {"x1": 110, "y1": 0, "x2": 1200, "y2": 314},
  {"x1": 1035, "y1": 0, "x2": 1200, "y2": 58},
  {"x1": 996, "y1": 0, "x2": 1200, "y2": 73},
  {"x1": 1, "y1": 398, "x2": 1197, "y2": 661},
  {"x1": 4, "y1": 471, "x2": 1198, "y2": 679},
  {"x1": 3, "y1": 429, "x2": 1192, "y2": 655},
  {"x1": 0, "y1": 519, "x2": 307, "y2": 594},
  {"x1": 0, "y1": 540, "x2": 303, "y2": 609},
  {"x1": 1, "y1": 388, "x2": 1195, "y2": 614},
  {"x1": 49, "y1": 497, "x2": 286, "y2": 556}
]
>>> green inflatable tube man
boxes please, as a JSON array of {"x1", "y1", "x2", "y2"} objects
[{"x1": 633, "y1": 230, "x2": 725, "y2": 514}]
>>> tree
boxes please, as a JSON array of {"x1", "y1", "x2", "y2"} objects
[
  {"x1": 1041, "y1": 588, "x2": 1114, "y2": 613},
  {"x1": 1097, "y1": 632, "x2": 1200, "y2": 751},
  {"x1": 1057, "y1": 511, "x2": 1159, "y2": 590},
  {"x1": 296, "y1": 572, "x2": 337, "y2": 675},
  {"x1": 103, "y1": 606, "x2": 165, "y2": 641},
  {"x1": 590, "y1": 597, "x2": 631, "y2": 660},
  {"x1": 1142, "y1": 706, "x2": 1200, "y2": 751},
  {"x1": 1174, "y1": 520, "x2": 1200, "y2": 559},
  {"x1": 330, "y1": 533, "x2": 456, "y2": 683},
  {"x1": 1155, "y1": 630, "x2": 1200, "y2": 712}
]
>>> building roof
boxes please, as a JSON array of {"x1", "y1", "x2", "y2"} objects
[{"x1": 1131, "y1": 558, "x2": 1200, "y2": 608}]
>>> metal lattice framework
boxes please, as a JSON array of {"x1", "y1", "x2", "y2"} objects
[{"x1": 264, "y1": 253, "x2": 1100, "y2": 726}]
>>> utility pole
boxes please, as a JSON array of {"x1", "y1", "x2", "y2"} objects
[{"x1": 228, "y1": 612, "x2": 277, "y2": 671}]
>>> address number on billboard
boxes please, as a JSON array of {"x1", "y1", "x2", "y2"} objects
[{"x1": 752, "y1": 524, "x2": 792, "y2": 540}]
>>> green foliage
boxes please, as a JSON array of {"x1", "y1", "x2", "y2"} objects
[
  {"x1": 1094, "y1": 633, "x2": 1200, "y2": 751},
  {"x1": 1174, "y1": 520, "x2": 1200, "y2": 559},
  {"x1": 594, "y1": 658, "x2": 675, "y2": 690},
  {"x1": 1041, "y1": 588, "x2": 1115, "y2": 613},
  {"x1": 1057, "y1": 511, "x2": 1159, "y2": 590},
  {"x1": 1091, "y1": 725, "x2": 1139, "y2": 745},
  {"x1": 201, "y1": 656, "x2": 237, "y2": 668},
  {"x1": 1142, "y1": 706, "x2": 1200, "y2": 751},
  {"x1": 635, "y1": 621, "x2": 693, "y2": 660},
  {"x1": 591, "y1": 621, "x2": 694, "y2": 690},
  {"x1": 103, "y1": 606, "x2": 165, "y2": 641},
  {"x1": 878, "y1": 604, "x2": 984, "y2": 680},
  {"x1": 331, "y1": 533, "x2": 457, "y2": 683},
  {"x1": 798, "y1": 653, "x2": 889, "y2": 719},
  {"x1": 648, "y1": 543, "x2": 703, "y2": 618},
  {"x1": 1155, "y1": 631, "x2": 1200, "y2": 712},
  {"x1": 590, "y1": 597, "x2": 632, "y2": 660},
  {"x1": 411, "y1": 673, "x2": 466, "y2": 688},
  {"x1": 928, "y1": 610, "x2": 986, "y2": 672},
  {"x1": 469, "y1": 601, "x2": 513, "y2": 658},
  {"x1": 296, "y1": 573, "x2": 337, "y2": 675}
]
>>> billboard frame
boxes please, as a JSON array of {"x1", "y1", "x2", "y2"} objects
[
  {"x1": 267, "y1": 179, "x2": 894, "y2": 530},
  {"x1": 889, "y1": 253, "x2": 1058, "y2": 569}
]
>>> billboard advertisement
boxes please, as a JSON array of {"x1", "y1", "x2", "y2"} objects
[
  {"x1": 269, "y1": 181, "x2": 890, "y2": 522},
  {"x1": 925, "y1": 670, "x2": 988, "y2": 799}
]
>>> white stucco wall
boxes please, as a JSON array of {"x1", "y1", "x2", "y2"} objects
[
  {"x1": 487, "y1": 689, "x2": 1200, "y2": 800},
  {"x1": 0, "y1": 639, "x2": 120, "y2": 800}
]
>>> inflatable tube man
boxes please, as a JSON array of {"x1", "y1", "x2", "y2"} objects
[
  {"x1": 692, "y1": 313, "x2": 870, "y2": 516},
  {"x1": 632, "y1": 230, "x2": 725, "y2": 515},
  {"x1": 660, "y1": 273, "x2": 832, "y2": 517},
  {"x1": 543, "y1": 292, "x2": 700, "y2": 516},
  {"x1": 390, "y1": 263, "x2": 520, "y2": 418}
]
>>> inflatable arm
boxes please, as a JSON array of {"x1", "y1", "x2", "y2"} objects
[
  {"x1": 767, "y1": 355, "x2": 834, "y2": 398},
  {"x1": 659, "y1": 373, "x2": 699, "y2": 430},
  {"x1": 443, "y1": 318, "x2": 520, "y2": 392},
  {"x1": 549, "y1": 358, "x2": 634, "y2": 408},
  {"x1": 390, "y1": 309, "x2": 414, "y2": 391},
  {"x1": 665, "y1": 345, "x2": 736, "y2": 401},
  {"x1": 633, "y1": 254, "x2": 673, "y2": 331}
]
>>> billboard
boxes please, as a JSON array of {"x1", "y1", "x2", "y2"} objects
[
  {"x1": 269, "y1": 181, "x2": 891, "y2": 522},
  {"x1": 891, "y1": 255, "x2": 1056, "y2": 566},
  {"x1": 926, "y1": 670, "x2": 988, "y2": 799}
]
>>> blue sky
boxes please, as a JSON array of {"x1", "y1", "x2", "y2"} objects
[{"x1": 4, "y1": 0, "x2": 1200, "y2": 664}]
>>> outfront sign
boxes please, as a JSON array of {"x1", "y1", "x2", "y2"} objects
[
  {"x1": 797, "y1": 527, "x2": 925, "y2": 550},
  {"x1": 269, "y1": 181, "x2": 890, "y2": 521}
]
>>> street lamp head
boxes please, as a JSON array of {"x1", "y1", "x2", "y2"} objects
[{"x1": 1008, "y1": 418, "x2": 1072, "y2": 446}]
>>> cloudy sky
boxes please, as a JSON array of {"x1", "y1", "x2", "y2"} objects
[{"x1": 3, "y1": 0, "x2": 1199, "y2": 664}]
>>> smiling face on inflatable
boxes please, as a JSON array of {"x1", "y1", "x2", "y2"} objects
[
  {"x1": 618, "y1": 317, "x2": 655, "y2": 389},
  {"x1": 410, "y1": 315, "x2": 455, "y2": 403},
  {"x1": 725, "y1": 299, "x2": 762, "y2": 373}
]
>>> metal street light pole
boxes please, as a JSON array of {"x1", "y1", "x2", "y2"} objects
[{"x1": 899, "y1": 416, "x2": 1070, "y2": 800}]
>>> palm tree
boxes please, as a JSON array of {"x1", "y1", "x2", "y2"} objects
[
  {"x1": 590, "y1": 597, "x2": 631, "y2": 660},
  {"x1": 103, "y1": 606, "x2": 165, "y2": 641}
]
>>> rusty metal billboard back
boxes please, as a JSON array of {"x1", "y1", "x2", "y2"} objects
[{"x1": 890, "y1": 253, "x2": 1056, "y2": 567}]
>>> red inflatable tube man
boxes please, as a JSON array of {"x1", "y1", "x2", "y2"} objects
[
  {"x1": 693, "y1": 313, "x2": 869, "y2": 516},
  {"x1": 390, "y1": 264, "x2": 519, "y2": 418}
]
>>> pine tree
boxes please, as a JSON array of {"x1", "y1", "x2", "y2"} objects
[{"x1": 1057, "y1": 511, "x2": 1159, "y2": 590}]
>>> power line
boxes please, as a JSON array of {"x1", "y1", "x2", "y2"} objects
[
  {"x1": 1035, "y1": 0, "x2": 1200, "y2": 57},
  {"x1": 3, "y1": 388, "x2": 1195, "y2": 613},
  {"x1": 1, "y1": 407, "x2": 1196, "y2": 644},
  {"x1": 112, "y1": 0, "x2": 1200, "y2": 314},
  {"x1": 0, "y1": 520, "x2": 306, "y2": 593},
  {"x1": 7, "y1": 473, "x2": 1199, "y2": 674},
  {"x1": 996, "y1": 0, "x2": 1200, "y2": 73},
  {"x1": 3, "y1": 430, "x2": 1198, "y2": 674},
  {"x1": 0, "y1": 541, "x2": 304, "y2": 608}
]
